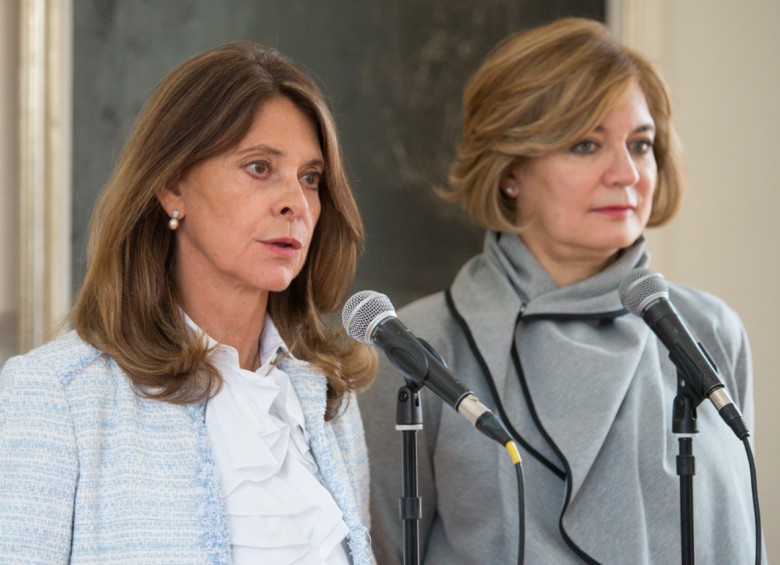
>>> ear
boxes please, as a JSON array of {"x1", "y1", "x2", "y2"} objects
[
  {"x1": 500, "y1": 161, "x2": 522, "y2": 198},
  {"x1": 155, "y1": 181, "x2": 185, "y2": 219}
]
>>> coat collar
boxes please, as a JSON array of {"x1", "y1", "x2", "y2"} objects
[
  {"x1": 449, "y1": 232, "x2": 648, "y2": 406},
  {"x1": 449, "y1": 233, "x2": 659, "y2": 560}
]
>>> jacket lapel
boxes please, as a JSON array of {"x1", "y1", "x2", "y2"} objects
[{"x1": 282, "y1": 357, "x2": 373, "y2": 564}]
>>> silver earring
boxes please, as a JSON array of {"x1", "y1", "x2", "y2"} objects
[
  {"x1": 168, "y1": 209, "x2": 180, "y2": 231},
  {"x1": 502, "y1": 185, "x2": 517, "y2": 197}
]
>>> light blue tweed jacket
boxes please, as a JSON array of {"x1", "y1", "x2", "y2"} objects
[{"x1": 0, "y1": 330, "x2": 373, "y2": 564}]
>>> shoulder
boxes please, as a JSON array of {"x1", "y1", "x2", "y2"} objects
[
  {"x1": 667, "y1": 282, "x2": 746, "y2": 342},
  {"x1": 396, "y1": 291, "x2": 475, "y2": 366},
  {"x1": 666, "y1": 281, "x2": 752, "y2": 402},
  {"x1": 399, "y1": 291, "x2": 447, "y2": 316},
  {"x1": 1, "y1": 330, "x2": 105, "y2": 391},
  {"x1": 0, "y1": 331, "x2": 142, "y2": 423},
  {"x1": 397, "y1": 292, "x2": 452, "y2": 336}
]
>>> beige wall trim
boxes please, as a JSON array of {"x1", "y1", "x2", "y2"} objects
[
  {"x1": 607, "y1": 0, "x2": 663, "y2": 53},
  {"x1": 18, "y1": 0, "x2": 73, "y2": 352},
  {"x1": 606, "y1": 0, "x2": 673, "y2": 274}
]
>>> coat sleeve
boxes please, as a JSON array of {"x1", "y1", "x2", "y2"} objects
[{"x1": 0, "y1": 355, "x2": 78, "y2": 564}]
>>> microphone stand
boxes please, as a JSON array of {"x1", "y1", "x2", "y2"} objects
[
  {"x1": 672, "y1": 369, "x2": 705, "y2": 565},
  {"x1": 396, "y1": 380, "x2": 423, "y2": 565}
]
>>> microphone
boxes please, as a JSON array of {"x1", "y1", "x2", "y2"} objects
[
  {"x1": 619, "y1": 268, "x2": 749, "y2": 440},
  {"x1": 342, "y1": 290, "x2": 514, "y2": 448}
]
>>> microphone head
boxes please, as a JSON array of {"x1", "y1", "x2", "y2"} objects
[
  {"x1": 342, "y1": 291, "x2": 396, "y2": 344},
  {"x1": 619, "y1": 268, "x2": 669, "y2": 316}
]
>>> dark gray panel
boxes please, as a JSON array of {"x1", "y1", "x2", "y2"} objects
[{"x1": 73, "y1": 0, "x2": 605, "y2": 307}]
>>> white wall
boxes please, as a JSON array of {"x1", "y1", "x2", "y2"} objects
[
  {"x1": 0, "y1": 1, "x2": 19, "y2": 361},
  {"x1": 613, "y1": 0, "x2": 780, "y2": 560}
]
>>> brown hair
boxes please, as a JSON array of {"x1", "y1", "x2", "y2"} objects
[
  {"x1": 441, "y1": 17, "x2": 685, "y2": 233},
  {"x1": 71, "y1": 41, "x2": 376, "y2": 419}
]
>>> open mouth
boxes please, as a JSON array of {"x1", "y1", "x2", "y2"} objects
[{"x1": 264, "y1": 238, "x2": 303, "y2": 250}]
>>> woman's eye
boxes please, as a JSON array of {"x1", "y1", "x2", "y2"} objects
[
  {"x1": 301, "y1": 172, "x2": 322, "y2": 190},
  {"x1": 570, "y1": 140, "x2": 598, "y2": 155},
  {"x1": 247, "y1": 161, "x2": 270, "y2": 177},
  {"x1": 630, "y1": 139, "x2": 654, "y2": 155}
]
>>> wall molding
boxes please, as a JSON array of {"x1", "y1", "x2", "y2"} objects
[
  {"x1": 607, "y1": 0, "x2": 666, "y2": 58},
  {"x1": 606, "y1": 0, "x2": 674, "y2": 274},
  {"x1": 18, "y1": 0, "x2": 72, "y2": 352}
]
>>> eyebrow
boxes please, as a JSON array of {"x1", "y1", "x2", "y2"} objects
[
  {"x1": 594, "y1": 123, "x2": 656, "y2": 135},
  {"x1": 235, "y1": 144, "x2": 325, "y2": 168},
  {"x1": 236, "y1": 144, "x2": 283, "y2": 157}
]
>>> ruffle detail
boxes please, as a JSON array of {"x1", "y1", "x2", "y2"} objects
[{"x1": 204, "y1": 323, "x2": 349, "y2": 564}]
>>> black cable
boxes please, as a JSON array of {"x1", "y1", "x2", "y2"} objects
[
  {"x1": 444, "y1": 289, "x2": 565, "y2": 479},
  {"x1": 743, "y1": 438, "x2": 762, "y2": 565},
  {"x1": 492, "y1": 440, "x2": 525, "y2": 564},
  {"x1": 513, "y1": 455, "x2": 526, "y2": 565}
]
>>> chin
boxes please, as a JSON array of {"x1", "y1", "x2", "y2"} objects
[
  {"x1": 260, "y1": 271, "x2": 302, "y2": 294},
  {"x1": 265, "y1": 279, "x2": 297, "y2": 293},
  {"x1": 244, "y1": 261, "x2": 307, "y2": 294},
  {"x1": 604, "y1": 228, "x2": 643, "y2": 250}
]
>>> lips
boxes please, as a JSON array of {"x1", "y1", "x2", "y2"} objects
[
  {"x1": 260, "y1": 237, "x2": 304, "y2": 258},
  {"x1": 263, "y1": 237, "x2": 303, "y2": 250},
  {"x1": 592, "y1": 205, "x2": 636, "y2": 218}
]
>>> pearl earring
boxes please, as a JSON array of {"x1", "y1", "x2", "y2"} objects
[
  {"x1": 168, "y1": 209, "x2": 180, "y2": 231},
  {"x1": 502, "y1": 185, "x2": 517, "y2": 197}
]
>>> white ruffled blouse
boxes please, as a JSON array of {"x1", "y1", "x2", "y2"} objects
[{"x1": 198, "y1": 315, "x2": 350, "y2": 564}]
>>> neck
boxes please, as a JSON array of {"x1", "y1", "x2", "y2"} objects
[
  {"x1": 521, "y1": 239, "x2": 620, "y2": 287},
  {"x1": 544, "y1": 259, "x2": 614, "y2": 287},
  {"x1": 179, "y1": 280, "x2": 269, "y2": 372}
]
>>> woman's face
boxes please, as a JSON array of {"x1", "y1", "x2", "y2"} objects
[
  {"x1": 506, "y1": 81, "x2": 657, "y2": 271},
  {"x1": 161, "y1": 96, "x2": 323, "y2": 300}
]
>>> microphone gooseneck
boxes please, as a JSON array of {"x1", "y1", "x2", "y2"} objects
[{"x1": 619, "y1": 268, "x2": 749, "y2": 440}]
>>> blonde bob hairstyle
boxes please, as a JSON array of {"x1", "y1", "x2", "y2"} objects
[
  {"x1": 72, "y1": 41, "x2": 376, "y2": 420},
  {"x1": 442, "y1": 17, "x2": 685, "y2": 234}
]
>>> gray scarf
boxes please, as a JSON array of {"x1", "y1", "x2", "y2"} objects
[{"x1": 450, "y1": 232, "x2": 687, "y2": 563}]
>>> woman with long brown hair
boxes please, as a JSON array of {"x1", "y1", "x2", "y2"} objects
[{"x1": 0, "y1": 42, "x2": 376, "y2": 564}]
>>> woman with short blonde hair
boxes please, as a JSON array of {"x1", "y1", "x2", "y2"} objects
[
  {"x1": 443, "y1": 18, "x2": 684, "y2": 235},
  {"x1": 364, "y1": 18, "x2": 758, "y2": 564}
]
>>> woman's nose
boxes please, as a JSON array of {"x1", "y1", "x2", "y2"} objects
[
  {"x1": 606, "y1": 146, "x2": 640, "y2": 187},
  {"x1": 275, "y1": 177, "x2": 309, "y2": 218}
]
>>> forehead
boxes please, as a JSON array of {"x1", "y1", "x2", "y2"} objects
[
  {"x1": 250, "y1": 96, "x2": 317, "y2": 131},
  {"x1": 234, "y1": 96, "x2": 322, "y2": 153},
  {"x1": 597, "y1": 81, "x2": 655, "y2": 131}
]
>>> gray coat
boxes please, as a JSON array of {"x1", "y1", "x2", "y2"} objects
[{"x1": 362, "y1": 233, "x2": 759, "y2": 564}]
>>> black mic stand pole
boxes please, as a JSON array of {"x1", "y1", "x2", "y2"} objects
[
  {"x1": 672, "y1": 369, "x2": 705, "y2": 565},
  {"x1": 396, "y1": 380, "x2": 423, "y2": 565}
]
